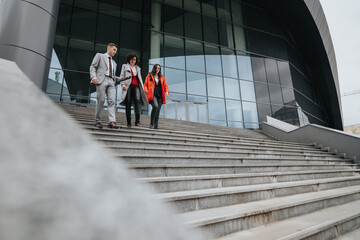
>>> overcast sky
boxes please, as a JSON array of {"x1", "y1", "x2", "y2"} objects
[{"x1": 319, "y1": 0, "x2": 360, "y2": 127}]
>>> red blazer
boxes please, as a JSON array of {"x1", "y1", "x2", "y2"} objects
[{"x1": 144, "y1": 74, "x2": 169, "y2": 104}]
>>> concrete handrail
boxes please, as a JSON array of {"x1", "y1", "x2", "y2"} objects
[{"x1": 262, "y1": 116, "x2": 360, "y2": 163}]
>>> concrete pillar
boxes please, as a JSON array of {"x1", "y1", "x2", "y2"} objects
[
  {"x1": 0, "y1": 0, "x2": 60, "y2": 91},
  {"x1": 150, "y1": 2, "x2": 162, "y2": 61}
]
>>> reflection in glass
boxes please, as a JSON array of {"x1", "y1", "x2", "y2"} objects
[
  {"x1": 272, "y1": 105, "x2": 300, "y2": 126},
  {"x1": 164, "y1": 68, "x2": 186, "y2": 93},
  {"x1": 164, "y1": 4, "x2": 183, "y2": 36},
  {"x1": 96, "y1": 14, "x2": 120, "y2": 44},
  {"x1": 70, "y1": 8, "x2": 97, "y2": 40},
  {"x1": 66, "y1": 38, "x2": 94, "y2": 72},
  {"x1": 226, "y1": 100, "x2": 243, "y2": 121},
  {"x1": 122, "y1": 0, "x2": 142, "y2": 22},
  {"x1": 218, "y1": 21, "x2": 234, "y2": 48},
  {"x1": 228, "y1": 121, "x2": 244, "y2": 128},
  {"x1": 207, "y1": 75, "x2": 224, "y2": 98},
  {"x1": 208, "y1": 98, "x2": 226, "y2": 120},
  {"x1": 233, "y1": 25, "x2": 246, "y2": 51},
  {"x1": 99, "y1": 0, "x2": 121, "y2": 17},
  {"x1": 203, "y1": 16, "x2": 219, "y2": 44},
  {"x1": 217, "y1": 0, "x2": 231, "y2": 21},
  {"x1": 185, "y1": 40, "x2": 205, "y2": 73},
  {"x1": 120, "y1": 20, "x2": 141, "y2": 50},
  {"x1": 240, "y1": 80, "x2": 256, "y2": 102},
  {"x1": 164, "y1": 35, "x2": 185, "y2": 69},
  {"x1": 184, "y1": 0, "x2": 201, "y2": 13},
  {"x1": 242, "y1": 101, "x2": 259, "y2": 124},
  {"x1": 210, "y1": 120, "x2": 227, "y2": 126},
  {"x1": 237, "y1": 54, "x2": 253, "y2": 81},
  {"x1": 224, "y1": 78, "x2": 240, "y2": 100},
  {"x1": 254, "y1": 82, "x2": 270, "y2": 103},
  {"x1": 150, "y1": 32, "x2": 164, "y2": 66},
  {"x1": 74, "y1": 0, "x2": 98, "y2": 11},
  {"x1": 184, "y1": 11, "x2": 203, "y2": 41},
  {"x1": 268, "y1": 85, "x2": 283, "y2": 105},
  {"x1": 251, "y1": 57, "x2": 267, "y2": 83},
  {"x1": 278, "y1": 61, "x2": 292, "y2": 87},
  {"x1": 221, "y1": 49, "x2": 238, "y2": 78},
  {"x1": 164, "y1": 0, "x2": 182, "y2": 8},
  {"x1": 282, "y1": 87, "x2": 296, "y2": 105},
  {"x1": 56, "y1": 4, "x2": 72, "y2": 35},
  {"x1": 265, "y1": 58, "x2": 280, "y2": 85},
  {"x1": 231, "y1": 0, "x2": 243, "y2": 25},
  {"x1": 256, "y1": 102, "x2": 271, "y2": 122},
  {"x1": 187, "y1": 72, "x2": 206, "y2": 96},
  {"x1": 52, "y1": 35, "x2": 68, "y2": 69},
  {"x1": 202, "y1": 0, "x2": 217, "y2": 17},
  {"x1": 205, "y1": 44, "x2": 222, "y2": 76}
]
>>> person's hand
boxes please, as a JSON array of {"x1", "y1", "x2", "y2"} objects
[
  {"x1": 121, "y1": 76, "x2": 126, "y2": 80},
  {"x1": 91, "y1": 77, "x2": 98, "y2": 85},
  {"x1": 122, "y1": 85, "x2": 127, "y2": 91},
  {"x1": 165, "y1": 92, "x2": 169, "y2": 97},
  {"x1": 144, "y1": 89, "x2": 148, "y2": 94}
]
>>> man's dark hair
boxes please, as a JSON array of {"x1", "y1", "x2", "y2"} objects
[
  {"x1": 107, "y1": 43, "x2": 118, "y2": 48},
  {"x1": 126, "y1": 52, "x2": 139, "y2": 64}
]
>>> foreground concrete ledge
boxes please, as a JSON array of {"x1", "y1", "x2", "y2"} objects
[
  {"x1": 0, "y1": 58, "x2": 206, "y2": 240},
  {"x1": 262, "y1": 116, "x2": 360, "y2": 162}
]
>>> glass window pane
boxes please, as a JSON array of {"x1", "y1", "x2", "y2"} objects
[
  {"x1": 217, "y1": 0, "x2": 231, "y2": 21},
  {"x1": 184, "y1": 0, "x2": 201, "y2": 13},
  {"x1": 237, "y1": 54, "x2": 253, "y2": 81},
  {"x1": 150, "y1": 32, "x2": 164, "y2": 66},
  {"x1": 256, "y1": 103, "x2": 271, "y2": 123},
  {"x1": 242, "y1": 102, "x2": 258, "y2": 123},
  {"x1": 120, "y1": 20, "x2": 141, "y2": 50},
  {"x1": 272, "y1": 105, "x2": 300, "y2": 125},
  {"x1": 224, "y1": 78, "x2": 240, "y2": 100},
  {"x1": 221, "y1": 49, "x2": 238, "y2": 78},
  {"x1": 282, "y1": 87, "x2": 295, "y2": 106},
  {"x1": 74, "y1": 0, "x2": 98, "y2": 11},
  {"x1": 265, "y1": 58, "x2": 280, "y2": 85},
  {"x1": 251, "y1": 57, "x2": 267, "y2": 83},
  {"x1": 66, "y1": 38, "x2": 94, "y2": 72},
  {"x1": 234, "y1": 25, "x2": 246, "y2": 51},
  {"x1": 207, "y1": 75, "x2": 224, "y2": 97},
  {"x1": 218, "y1": 21, "x2": 234, "y2": 48},
  {"x1": 244, "y1": 122, "x2": 259, "y2": 129},
  {"x1": 205, "y1": 44, "x2": 222, "y2": 75},
  {"x1": 122, "y1": 0, "x2": 142, "y2": 22},
  {"x1": 52, "y1": 35, "x2": 68, "y2": 69},
  {"x1": 187, "y1": 72, "x2": 206, "y2": 95},
  {"x1": 70, "y1": 8, "x2": 97, "y2": 40},
  {"x1": 151, "y1": 1, "x2": 162, "y2": 31},
  {"x1": 278, "y1": 61, "x2": 293, "y2": 87},
  {"x1": 99, "y1": 0, "x2": 121, "y2": 17},
  {"x1": 184, "y1": 11, "x2": 203, "y2": 41},
  {"x1": 46, "y1": 67, "x2": 64, "y2": 101},
  {"x1": 164, "y1": 35, "x2": 185, "y2": 69},
  {"x1": 203, "y1": 16, "x2": 219, "y2": 44},
  {"x1": 96, "y1": 14, "x2": 120, "y2": 44},
  {"x1": 202, "y1": 0, "x2": 217, "y2": 17},
  {"x1": 185, "y1": 40, "x2": 205, "y2": 73},
  {"x1": 254, "y1": 82, "x2": 270, "y2": 103},
  {"x1": 56, "y1": 4, "x2": 72, "y2": 35},
  {"x1": 164, "y1": 4, "x2": 183, "y2": 36},
  {"x1": 268, "y1": 85, "x2": 283, "y2": 105},
  {"x1": 210, "y1": 120, "x2": 227, "y2": 126},
  {"x1": 231, "y1": 0, "x2": 243, "y2": 25},
  {"x1": 228, "y1": 121, "x2": 244, "y2": 128},
  {"x1": 164, "y1": 68, "x2": 186, "y2": 93},
  {"x1": 240, "y1": 80, "x2": 256, "y2": 101},
  {"x1": 63, "y1": 70, "x2": 91, "y2": 103},
  {"x1": 208, "y1": 98, "x2": 226, "y2": 120},
  {"x1": 164, "y1": 0, "x2": 182, "y2": 8},
  {"x1": 226, "y1": 99, "x2": 243, "y2": 121}
]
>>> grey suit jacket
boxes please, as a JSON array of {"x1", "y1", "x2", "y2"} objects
[
  {"x1": 119, "y1": 63, "x2": 148, "y2": 106},
  {"x1": 89, "y1": 53, "x2": 120, "y2": 85}
]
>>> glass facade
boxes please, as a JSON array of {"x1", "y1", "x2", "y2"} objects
[{"x1": 47, "y1": 0, "x2": 331, "y2": 129}]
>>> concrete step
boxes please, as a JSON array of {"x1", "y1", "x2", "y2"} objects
[
  {"x1": 98, "y1": 137, "x2": 334, "y2": 156},
  {"x1": 178, "y1": 185, "x2": 360, "y2": 239},
  {"x1": 160, "y1": 176, "x2": 360, "y2": 213},
  {"x1": 216, "y1": 199, "x2": 360, "y2": 240},
  {"x1": 138, "y1": 170, "x2": 360, "y2": 193},
  {"x1": 92, "y1": 130, "x2": 320, "y2": 152},
  {"x1": 335, "y1": 228, "x2": 360, "y2": 240},
  {"x1": 111, "y1": 147, "x2": 344, "y2": 160},
  {"x1": 120, "y1": 155, "x2": 352, "y2": 166},
  {"x1": 129, "y1": 164, "x2": 359, "y2": 178},
  {"x1": 79, "y1": 122, "x2": 314, "y2": 149}
]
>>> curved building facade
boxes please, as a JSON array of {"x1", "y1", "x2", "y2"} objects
[{"x1": 25, "y1": 0, "x2": 342, "y2": 130}]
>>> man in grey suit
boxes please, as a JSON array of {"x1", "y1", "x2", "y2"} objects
[{"x1": 90, "y1": 43, "x2": 121, "y2": 129}]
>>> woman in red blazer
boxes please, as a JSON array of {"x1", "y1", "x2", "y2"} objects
[{"x1": 144, "y1": 64, "x2": 169, "y2": 129}]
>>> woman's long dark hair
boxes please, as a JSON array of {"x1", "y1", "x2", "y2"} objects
[{"x1": 150, "y1": 64, "x2": 162, "y2": 78}]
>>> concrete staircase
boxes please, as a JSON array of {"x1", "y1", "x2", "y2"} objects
[{"x1": 59, "y1": 103, "x2": 360, "y2": 240}]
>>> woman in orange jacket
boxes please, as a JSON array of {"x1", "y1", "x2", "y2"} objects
[{"x1": 144, "y1": 64, "x2": 169, "y2": 129}]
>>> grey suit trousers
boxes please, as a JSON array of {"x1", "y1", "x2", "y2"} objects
[{"x1": 95, "y1": 76, "x2": 116, "y2": 123}]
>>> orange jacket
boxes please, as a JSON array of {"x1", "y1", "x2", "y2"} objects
[{"x1": 144, "y1": 74, "x2": 169, "y2": 104}]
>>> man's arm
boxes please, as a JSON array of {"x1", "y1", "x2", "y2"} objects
[{"x1": 89, "y1": 53, "x2": 100, "y2": 84}]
